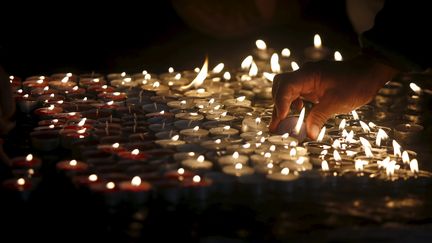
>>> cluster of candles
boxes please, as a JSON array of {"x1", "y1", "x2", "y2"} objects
[{"x1": 4, "y1": 36, "x2": 431, "y2": 205}]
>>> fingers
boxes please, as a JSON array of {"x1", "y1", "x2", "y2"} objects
[{"x1": 305, "y1": 90, "x2": 338, "y2": 139}]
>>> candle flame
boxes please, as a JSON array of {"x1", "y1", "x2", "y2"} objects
[
  {"x1": 48, "y1": 105, "x2": 55, "y2": 111},
  {"x1": 215, "y1": 139, "x2": 221, "y2": 144},
  {"x1": 223, "y1": 71, "x2": 231, "y2": 80},
  {"x1": 196, "y1": 155, "x2": 205, "y2": 163},
  {"x1": 26, "y1": 154, "x2": 33, "y2": 161},
  {"x1": 402, "y1": 151, "x2": 410, "y2": 164},
  {"x1": 392, "y1": 140, "x2": 402, "y2": 157},
  {"x1": 376, "y1": 128, "x2": 388, "y2": 146},
  {"x1": 193, "y1": 126, "x2": 199, "y2": 132},
  {"x1": 77, "y1": 128, "x2": 87, "y2": 134},
  {"x1": 409, "y1": 82, "x2": 421, "y2": 94},
  {"x1": 281, "y1": 48, "x2": 291, "y2": 57},
  {"x1": 233, "y1": 151, "x2": 239, "y2": 159},
  {"x1": 263, "y1": 72, "x2": 275, "y2": 81},
  {"x1": 291, "y1": 61, "x2": 300, "y2": 71},
  {"x1": 72, "y1": 86, "x2": 79, "y2": 91},
  {"x1": 281, "y1": 167, "x2": 290, "y2": 175},
  {"x1": 49, "y1": 124, "x2": 55, "y2": 129},
  {"x1": 270, "y1": 53, "x2": 281, "y2": 73},
  {"x1": 267, "y1": 162, "x2": 274, "y2": 169},
  {"x1": 359, "y1": 121, "x2": 370, "y2": 133},
  {"x1": 192, "y1": 175, "x2": 201, "y2": 183},
  {"x1": 333, "y1": 150, "x2": 342, "y2": 161},
  {"x1": 241, "y1": 55, "x2": 253, "y2": 70},
  {"x1": 17, "y1": 178, "x2": 25, "y2": 186},
  {"x1": 294, "y1": 107, "x2": 305, "y2": 134},
  {"x1": 212, "y1": 63, "x2": 224, "y2": 73},
  {"x1": 321, "y1": 160, "x2": 329, "y2": 171},
  {"x1": 61, "y1": 77, "x2": 69, "y2": 83},
  {"x1": 339, "y1": 119, "x2": 346, "y2": 130},
  {"x1": 316, "y1": 127, "x2": 326, "y2": 142},
  {"x1": 313, "y1": 34, "x2": 322, "y2": 48},
  {"x1": 174, "y1": 73, "x2": 181, "y2": 80},
  {"x1": 410, "y1": 159, "x2": 419, "y2": 173},
  {"x1": 88, "y1": 174, "x2": 98, "y2": 182},
  {"x1": 290, "y1": 148, "x2": 297, "y2": 157},
  {"x1": 255, "y1": 39, "x2": 267, "y2": 50},
  {"x1": 351, "y1": 110, "x2": 359, "y2": 120},
  {"x1": 235, "y1": 163, "x2": 243, "y2": 170},
  {"x1": 334, "y1": 51, "x2": 343, "y2": 61},
  {"x1": 107, "y1": 100, "x2": 114, "y2": 106},
  {"x1": 386, "y1": 160, "x2": 397, "y2": 177},
  {"x1": 168, "y1": 67, "x2": 174, "y2": 73},
  {"x1": 264, "y1": 152, "x2": 271, "y2": 158},
  {"x1": 296, "y1": 157, "x2": 305, "y2": 165},
  {"x1": 171, "y1": 135, "x2": 180, "y2": 141},
  {"x1": 78, "y1": 118, "x2": 87, "y2": 127},
  {"x1": 177, "y1": 168, "x2": 185, "y2": 175},
  {"x1": 131, "y1": 176, "x2": 141, "y2": 186},
  {"x1": 364, "y1": 146, "x2": 373, "y2": 158},
  {"x1": 332, "y1": 140, "x2": 341, "y2": 149},
  {"x1": 355, "y1": 159, "x2": 365, "y2": 171},
  {"x1": 106, "y1": 182, "x2": 115, "y2": 189},
  {"x1": 37, "y1": 79, "x2": 44, "y2": 84},
  {"x1": 69, "y1": 160, "x2": 77, "y2": 166},
  {"x1": 182, "y1": 57, "x2": 208, "y2": 89},
  {"x1": 249, "y1": 61, "x2": 258, "y2": 77},
  {"x1": 242, "y1": 143, "x2": 251, "y2": 149},
  {"x1": 131, "y1": 149, "x2": 140, "y2": 155}
]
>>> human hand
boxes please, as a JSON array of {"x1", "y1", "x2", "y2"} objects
[{"x1": 269, "y1": 55, "x2": 399, "y2": 139}]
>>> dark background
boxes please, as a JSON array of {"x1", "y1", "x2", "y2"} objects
[{"x1": 0, "y1": 0, "x2": 357, "y2": 77}]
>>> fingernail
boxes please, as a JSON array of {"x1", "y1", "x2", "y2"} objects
[{"x1": 310, "y1": 124, "x2": 320, "y2": 139}]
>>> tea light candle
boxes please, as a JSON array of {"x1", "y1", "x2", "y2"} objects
[
  {"x1": 253, "y1": 39, "x2": 273, "y2": 60},
  {"x1": 209, "y1": 125, "x2": 239, "y2": 137},
  {"x1": 184, "y1": 88, "x2": 212, "y2": 98},
  {"x1": 34, "y1": 105, "x2": 63, "y2": 117},
  {"x1": 167, "y1": 99, "x2": 195, "y2": 109},
  {"x1": 180, "y1": 126, "x2": 209, "y2": 138},
  {"x1": 304, "y1": 34, "x2": 330, "y2": 61},
  {"x1": 56, "y1": 159, "x2": 89, "y2": 171},
  {"x1": 241, "y1": 117, "x2": 268, "y2": 132},
  {"x1": 164, "y1": 167, "x2": 194, "y2": 181},
  {"x1": 2, "y1": 177, "x2": 32, "y2": 192},
  {"x1": 267, "y1": 133, "x2": 298, "y2": 146},
  {"x1": 218, "y1": 151, "x2": 249, "y2": 166},
  {"x1": 11, "y1": 154, "x2": 42, "y2": 168},
  {"x1": 119, "y1": 176, "x2": 152, "y2": 193},
  {"x1": 223, "y1": 96, "x2": 252, "y2": 107},
  {"x1": 175, "y1": 112, "x2": 205, "y2": 121},
  {"x1": 97, "y1": 143, "x2": 126, "y2": 154},
  {"x1": 200, "y1": 138, "x2": 229, "y2": 150},
  {"x1": 181, "y1": 155, "x2": 213, "y2": 170},
  {"x1": 225, "y1": 143, "x2": 256, "y2": 154},
  {"x1": 266, "y1": 167, "x2": 299, "y2": 181},
  {"x1": 16, "y1": 94, "x2": 39, "y2": 113},
  {"x1": 73, "y1": 173, "x2": 100, "y2": 186},
  {"x1": 205, "y1": 112, "x2": 236, "y2": 122},
  {"x1": 222, "y1": 163, "x2": 254, "y2": 177},
  {"x1": 279, "y1": 157, "x2": 313, "y2": 172},
  {"x1": 155, "y1": 135, "x2": 186, "y2": 148},
  {"x1": 118, "y1": 149, "x2": 148, "y2": 160},
  {"x1": 394, "y1": 123, "x2": 423, "y2": 143}
]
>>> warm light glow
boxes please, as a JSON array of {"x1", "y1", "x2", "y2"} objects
[
  {"x1": 290, "y1": 148, "x2": 297, "y2": 157},
  {"x1": 195, "y1": 155, "x2": 205, "y2": 163},
  {"x1": 294, "y1": 108, "x2": 305, "y2": 134},
  {"x1": 131, "y1": 149, "x2": 140, "y2": 155},
  {"x1": 131, "y1": 176, "x2": 141, "y2": 186},
  {"x1": 233, "y1": 152, "x2": 239, "y2": 159},
  {"x1": 359, "y1": 121, "x2": 370, "y2": 133},
  {"x1": 69, "y1": 160, "x2": 77, "y2": 166},
  {"x1": 339, "y1": 119, "x2": 346, "y2": 130},
  {"x1": 332, "y1": 140, "x2": 341, "y2": 149},
  {"x1": 263, "y1": 72, "x2": 276, "y2": 81},
  {"x1": 236, "y1": 96, "x2": 246, "y2": 102},
  {"x1": 48, "y1": 105, "x2": 55, "y2": 111},
  {"x1": 223, "y1": 71, "x2": 231, "y2": 80},
  {"x1": 212, "y1": 63, "x2": 224, "y2": 73},
  {"x1": 402, "y1": 151, "x2": 410, "y2": 164},
  {"x1": 291, "y1": 61, "x2": 300, "y2": 71},
  {"x1": 77, "y1": 118, "x2": 87, "y2": 127},
  {"x1": 215, "y1": 139, "x2": 221, "y2": 144},
  {"x1": 37, "y1": 79, "x2": 44, "y2": 84},
  {"x1": 269, "y1": 145, "x2": 276, "y2": 152},
  {"x1": 281, "y1": 48, "x2": 291, "y2": 57},
  {"x1": 281, "y1": 167, "x2": 290, "y2": 175},
  {"x1": 174, "y1": 73, "x2": 181, "y2": 80},
  {"x1": 333, "y1": 150, "x2": 342, "y2": 161},
  {"x1": 192, "y1": 175, "x2": 201, "y2": 183},
  {"x1": 267, "y1": 163, "x2": 274, "y2": 169},
  {"x1": 316, "y1": 127, "x2": 326, "y2": 142},
  {"x1": 17, "y1": 178, "x2": 25, "y2": 186},
  {"x1": 120, "y1": 72, "x2": 126, "y2": 77},
  {"x1": 334, "y1": 51, "x2": 343, "y2": 61},
  {"x1": 281, "y1": 133, "x2": 289, "y2": 140},
  {"x1": 168, "y1": 67, "x2": 174, "y2": 73},
  {"x1": 270, "y1": 53, "x2": 281, "y2": 73},
  {"x1": 77, "y1": 128, "x2": 87, "y2": 134},
  {"x1": 88, "y1": 174, "x2": 98, "y2": 182},
  {"x1": 241, "y1": 55, "x2": 253, "y2": 70},
  {"x1": 197, "y1": 88, "x2": 205, "y2": 94},
  {"x1": 321, "y1": 160, "x2": 330, "y2": 171},
  {"x1": 242, "y1": 143, "x2": 251, "y2": 149},
  {"x1": 409, "y1": 82, "x2": 421, "y2": 94},
  {"x1": 177, "y1": 168, "x2": 185, "y2": 175},
  {"x1": 171, "y1": 135, "x2": 180, "y2": 141},
  {"x1": 182, "y1": 57, "x2": 208, "y2": 89},
  {"x1": 351, "y1": 110, "x2": 359, "y2": 120},
  {"x1": 364, "y1": 146, "x2": 373, "y2": 158},
  {"x1": 255, "y1": 39, "x2": 267, "y2": 50},
  {"x1": 26, "y1": 154, "x2": 33, "y2": 161},
  {"x1": 392, "y1": 140, "x2": 402, "y2": 157},
  {"x1": 410, "y1": 159, "x2": 419, "y2": 173},
  {"x1": 49, "y1": 125, "x2": 55, "y2": 129},
  {"x1": 355, "y1": 160, "x2": 365, "y2": 171},
  {"x1": 376, "y1": 128, "x2": 388, "y2": 147},
  {"x1": 106, "y1": 182, "x2": 115, "y2": 189},
  {"x1": 314, "y1": 34, "x2": 322, "y2": 48},
  {"x1": 152, "y1": 81, "x2": 160, "y2": 88},
  {"x1": 296, "y1": 157, "x2": 305, "y2": 165},
  {"x1": 193, "y1": 126, "x2": 199, "y2": 132},
  {"x1": 61, "y1": 77, "x2": 69, "y2": 83},
  {"x1": 264, "y1": 152, "x2": 271, "y2": 158},
  {"x1": 107, "y1": 100, "x2": 114, "y2": 106},
  {"x1": 249, "y1": 61, "x2": 258, "y2": 77},
  {"x1": 223, "y1": 126, "x2": 231, "y2": 131},
  {"x1": 72, "y1": 86, "x2": 79, "y2": 91},
  {"x1": 386, "y1": 160, "x2": 397, "y2": 177},
  {"x1": 235, "y1": 163, "x2": 243, "y2": 170},
  {"x1": 359, "y1": 137, "x2": 372, "y2": 149}
]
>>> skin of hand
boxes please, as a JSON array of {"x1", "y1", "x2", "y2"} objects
[{"x1": 269, "y1": 54, "x2": 399, "y2": 139}]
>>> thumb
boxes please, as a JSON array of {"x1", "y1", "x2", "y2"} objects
[{"x1": 305, "y1": 91, "x2": 337, "y2": 139}]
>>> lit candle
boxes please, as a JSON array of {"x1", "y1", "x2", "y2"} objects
[
  {"x1": 11, "y1": 154, "x2": 42, "y2": 168},
  {"x1": 56, "y1": 159, "x2": 89, "y2": 171},
  {"x1": 222, "y1": 163, "x2": 254, "y2": 176},
  {"x1": 304, "y1": 34, "x2": 330, "y2": 61},
  {"x1": 155, "y1": 135, "x2": 186, "y2": 148},
  {"x1": 181, "y1": 155, "x2": 213, "y2": 171},
  {"x1": 218, "y1": 151, "x2": 249, "y2": 166}
]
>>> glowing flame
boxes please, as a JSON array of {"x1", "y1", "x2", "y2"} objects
[
  {"x1": 235, "y1": 163, "x2": 243, "y2": 170},
  {"x1": 359, "y1": 121, "x2": 370, "y2": 133},
  {"x1": 152, "y1": 82, "x2": 160, "y2": 88},
  {"x1": 255, "y1": 39, "x2": 267, "y2": 50},
  {"x1": 131, "y1": 176, "x2": 141, "y2": 186},
  {"x1": 316, "y1": 127, "x2": 326, "y2": 142},
  {"x1": 192, "y1": 175, "x2": 201, "y2": 183},
  {"x1": 281, "y1": 167, "x2": 290, "y2": 175},
  {"x1": 291, "y1": 61, "x2": 300, "y2": 71},
  {"x1": 171, "y1": 135, "x2": 180, "y2": 141},
  {"x1": 106, "y1": 182, "x2": 115, "y2": 189},
  {"x1": 359, "y1": 137, "x2": 372, "y2": 149},
  {"x1": 107, "y1": 101, "x2": 114, "y2": 106},
  {"x1": 332, "y1": 140, "x2": 341, "y2": 149},
  {"x1": 410, "y1": 159, "x2": 419, "y2": 173},
  {"x1": 296, "y1": 157, "x2": 305, "y2": 165},
  {"x1": 241, "y1": 55, "x2": 253, "y2": 70},
  {"x1": 313, "y1": 34, "x2": 322, "y2": 48},
  {"x1": 120, "y1": 72, "x2": 126, "y2": 77},
  {"x1": 270, "y1": 145, "x2": 276, "y2": 152},
  {"x1": 290, "y1": 148, "x2": 297, "y2": 157},
  {"x1": 78, "y1": 118, "x2": 87, "y2": 127},
  {"x1": 321, "y1": 160, "x2": 329, "y2": 171},
  {"x1": 267, "y1": 163, "x2": 274, "y2": 169},
  {"x1": 223, "y1": 126, "x2": 231, "y2": 130},
  {"x1": 48, "y1": 105, "x2": 55, "y2": 111},
  {"x1": 364, "y1": 146, "x2": 373, "y2": 158},
  {"x1": 294, "y1": 107, "x2": 305, "y2": 134},
  {"x1": 37, "y1": 79, "x2": 44, "y2": 84},
  {"x1": 193, "y1": 126, "x2": 199, "y2": 132},
  {"x1": 212, "y1": 63, "x2": 224, "y2": 73},
  {"x1": 351, "y1": 110, "x2": 359, "y2": 120},
  {"x1": 174, "y1": 73, "x2": 181, "y2": 80},
  {"x1": 282, "y1": 133, "x2": 289, "y2": 139},
  {"x1": 355, "y1": 159, "x2": 365, "y2": 171},
  {"x1": 77, "y1": 128, "x2": 87, "y2": 134},
  {"x1": 243, "y1": 143, "x2": 251, "y2": 149},
  {"x1": 402, "y1": 151, "x2": 410, "y2": 164},
  {"x1": 270, "y1": 53, "x2": 281, "y2": 73},
  {"x1": 223, "y1": 71, "x2": 231, "y2": 80},
  {"x1": 249, "y1": 61, "x2": 258, "y2": 77},
  {"x1": 168, "y1": 67, "x2": 174, "y2": 73},
  {"x1": 333, "y1": 150, "x2": 342, "y2": 161},
  {"x1": 410, "y1": 82, "x2": 421, "y2": 94},
  {"x1": 386, "y1": 160, "x2": 397, "y2": 177},
  {"x1": 376, "y1": 128, "x2": 388, "y2": 147},
  {"x1": 215, "y1": 139, "x2": 221, "y2": 144},
  {"x1": 88, "y1": 174, "x2": 98, "y2": 182},
  {"x1": 263, "y1": 72, "x2": 275, "y2": 81},
  {"x1": 131, "y1": 149, "x2": 140, "y2": 155},
  {"x1": 182, "y1": 57, "x2": 208, "y2": 89},
  {"x1": 72, "y1": 86, "x2": 79, "y2": 91},
  {"x1": 177, "y1": 168, "x2": 185, "y2": 175},
  {"x1": 264, "y1": 152, "x2": 271, "y2": 158},
  {"x1": 69, "y1": 160, "x2": 78, "y2": 166},
  {"x1": 233, "y1": 152, "x2": 239, "y2": 159},
  {"x1": 237, "y1": 96, "x2": 246, "y2": 102},
  {"x1": 61, "y1": 77, "x2": 69, "y2": 83},
  {"x1": 334, "y1": 51, "x2": 343, "y2": 61},
  {"x1": 281, "y1": 48, "x2": 291, "y2": 57},
  {"x1": 17, "y1": 178, "x2": 25, "y2": 186},
  {"x1": 26, "y1": 154, "x2": 33, "y2": 161},
  {"x1": 49, "y1": 125, "x2": 55, "y2": 129},
  {"x1": 339, "y1": 119, "x2": 346, "y2": 130},
  {"x1": 392, "y1": 140, "x2": 402, "y2": 157}
]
